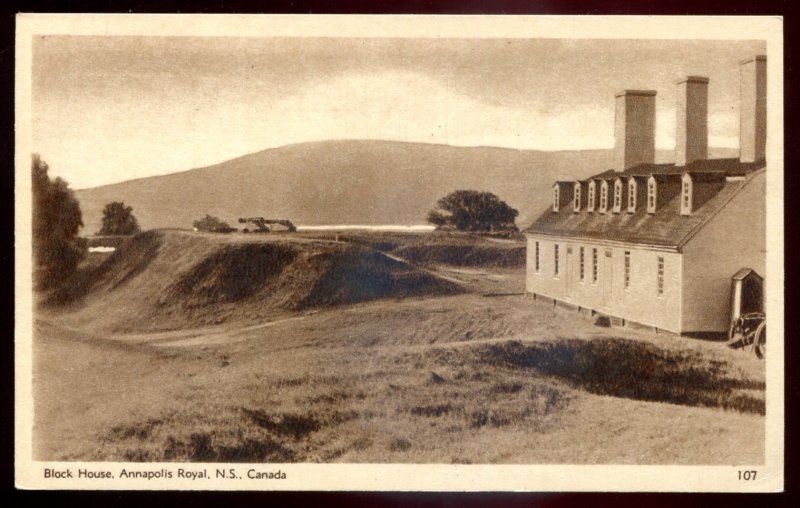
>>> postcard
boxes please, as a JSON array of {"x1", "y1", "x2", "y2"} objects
[{"x1": 15, "y1": 14, "x2": 784, "y2": 491}]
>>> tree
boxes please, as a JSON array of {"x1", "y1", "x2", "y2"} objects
[
  {"x1": 98, "y1": 201, "x2": 140, "y2": 236},
  {"x1": 32, "y1": 154, "x2": 86, "y2": 289},
  {"x1": 427, "y1": 190, "x2": 519, "y2": 233},
  {"x1": 193, "y1": 214, "x2": 232, "y2": 232}
]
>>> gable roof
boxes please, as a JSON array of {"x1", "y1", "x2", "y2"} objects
[
  {"x1": 732, "y1": 267, "x2": 762, "y2": 281},
  {"x1": 524, "y1": 158, "x2": 765, "y2": 250}
]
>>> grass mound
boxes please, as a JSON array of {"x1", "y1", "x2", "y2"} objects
[
  {"x1": 480, "y1": 339, "x2": 765, "y2": 414},
  {"x1": 42, "y1": 230, "x2": 461, "y2": 333},
  {"x1": 390, "y1": 243, "x2": 525, "y2": 268},
  {"x1": 296, "y1": 247, "x2": 459, "y2": 309},
  {"x1": 167, "y1": 243, "x2": 300, "y2": 306},
  {"x1": 304, "y1": 231, "x2": 526, "y2": 269}
]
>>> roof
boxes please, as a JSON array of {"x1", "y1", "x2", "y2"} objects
[
  {"x1": 732, "y1": 268, "x2": 762, "y2": 281},
  {"x1": 524, "y1": 158, "x2": 765, "y2": 249},
  {"x1": 589, "y1": 157, "x2": 765, "y2": 179}
]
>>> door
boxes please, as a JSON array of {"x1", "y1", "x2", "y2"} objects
[
  {"x1": 730, "y1": 269, "x2": 764, "y2": 321},
  {"x1": 741, "y1": 275, "x2": 764, "y2": 314},
  {"x1": 602, "y1": 249, "x2": 613, "y2": 306},
  {"x1": 565, "y1": 246, "x2": 573, "y2": 298}
]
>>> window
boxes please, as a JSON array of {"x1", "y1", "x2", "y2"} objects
[
  {"x1": 681, "y1": 175, "x2": 693, "y2": 215},
  {"x1": 592, "y1": 248, "x2": 598, "y2": 283},
  {"x1": 579, "y1": 247, "x2": 585, "y2": 281},
  {"x1": 554, "y1": 244, "x2": 560, "y2": 276},
  {"x1": 647, "y1": 178, "x2": 657, "y2": 213},
  {"x1": 535, "y1": 241, "x2": 540, "y2": 273},
  {"x1": 600, "y1": 182, "x2": 608, "y2": 213},
  {"x1": 624, "y1": 251, "x2": 631, "y2": 288},
  {"x1": 628, "y1": 180, "x2": 636, "y2": 212},
  {"x1": 587, "y1": 181, "x2": 596, "y2": 212},
  {"x1": 573, "y1": 183, "x2": 581, "y2": 212},
  {"x1": 613, "y1": 180, "x2": 622, "y2": 212},
  {"x1": 553, "y1": 186, "x2": 560, "y2": 212},
  {"x1": 657, "y1": 256, "x2": 665, "y2": 296}
]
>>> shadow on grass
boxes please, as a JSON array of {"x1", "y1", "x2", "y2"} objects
[
  {"x1": 170, "y1": 243, "x2": 298, "y2": 305},
  {"x1": 163, "y1": 432, "x2": 296, "y2": 462},
  {"x1": 480, "y1": 338, "x2": 765, "y2": 415},
  {"x1": 242, "y1": 409, "x2": 321, "y2": 440},
  {"x1": 103, "y1": 406, "x2": 362, "y2": 462},
  {"x1": 297, "y1": 247, "x2": 462, "y2": 309},
  {"x1": 43, "y1": 231, "x2": 162, "y2": 307},
  {"x1": 108, "y1": 416, "x2": 300, "y2": 462}
]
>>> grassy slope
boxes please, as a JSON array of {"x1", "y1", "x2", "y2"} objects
[
  {"x1": 33, "y1": 231, "x2": 765, "y2": 464},
  {"x1": 34, "y1": 294, "x2": 765, "y2": 464}
]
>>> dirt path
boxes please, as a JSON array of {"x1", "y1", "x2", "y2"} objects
[
  {"x1": 37, "y1": 313, "x2": 315, "y2": 349},
  {"x1": 381, "y1": 251, "x2": 468, "y2": 285}
]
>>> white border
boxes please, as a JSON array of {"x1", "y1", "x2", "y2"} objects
[{"x1": 15, "y1": 14, "x2": 784, "y2": 492}]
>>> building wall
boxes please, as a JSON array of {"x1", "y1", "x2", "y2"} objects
[
  {"x1": 526, "y1": 235, "x2": 683, "y2": 332},
  {"x1": 680, "y1": 170, "x2": 766, "y2": 332}
]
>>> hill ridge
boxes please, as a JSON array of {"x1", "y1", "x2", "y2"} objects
[
  {"x1": 77, "y1": 140, "x2": 608, "y2": 191},
  {"x1": 74, "y1": 139, "x2": 737, "y2": 233}
]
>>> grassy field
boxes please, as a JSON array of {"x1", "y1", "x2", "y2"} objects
[{"x1": 32, "y1": 230, "x2": 765, "y2": 464}]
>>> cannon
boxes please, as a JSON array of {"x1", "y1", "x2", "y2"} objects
[
  {"x1": 237, "y1": 217, "x2": 297, "y2": 233},
  {"x1": 728, "y1": 312, "x2": 766, "y2": 359}
]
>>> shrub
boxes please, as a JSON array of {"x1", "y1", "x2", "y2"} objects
[
  {"x1": 193, "y1": 214, "x2": 233, "y2": 232},
  {"x1": 427, "y1": 190, "x2": 518, "y2": 233},
  {"x1": 98, "y1": 201, "x2": 140, "y2": 236},
  {"x1": 32, "y1": 154, "x2": 86, "y2": 289}
]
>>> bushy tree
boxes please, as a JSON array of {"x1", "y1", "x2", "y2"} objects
[
  {"x1": 98, "y1": 201, "x2": 140, "y2": 236},
  {"x1": 427, "y1": 190, "x2": 519, "y2": 232},
  {"x1": 32, "y1": 154, "x2": 86, "y2": 289},
  {"x1": 193, "y1": 214, "x2": 232, "y2": 232}
]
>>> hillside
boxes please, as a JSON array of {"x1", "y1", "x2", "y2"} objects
[
  {"x1": 74, "y1": 140, "x2": 738, "y2": 233},
  {"x1": 45, "y1": 230, "x2": 461, "y2": 333}
]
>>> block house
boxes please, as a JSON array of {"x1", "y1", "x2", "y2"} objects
[{"x1": 524, "y1": 56, "x2": 767, "y2": 334}]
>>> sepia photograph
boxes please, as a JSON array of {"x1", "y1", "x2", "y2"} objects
[{"x1": 15, "y1": 14, "x2": 783, "y2": 491}]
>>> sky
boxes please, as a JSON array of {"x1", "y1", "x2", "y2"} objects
[{"x1": 31, "y1": 36, "x2": 765, "y2": 189}]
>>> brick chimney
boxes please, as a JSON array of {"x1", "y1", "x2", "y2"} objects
[
  {"x1": 739, "y1": 55, "x2": 766, "y2": 163},
  {"x1": 614, "y1": 90, "x2": 657, "y2": 171},
  {"x1": 675, "y1": 76, "x2": 709, "y2": 166}
]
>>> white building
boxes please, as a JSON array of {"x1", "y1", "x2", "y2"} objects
[{"x1": 524, "y1": 56, "x2": 767, "y2": 335}]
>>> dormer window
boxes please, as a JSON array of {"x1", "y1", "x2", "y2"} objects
[
  {"x1": 612, "y1": 179, "x2": 623, "y2": 213},
  {"x1": 553, "y1": 185, "x2": 560, "y2": 212},
  {"x1": 587, "y1": 181, "x2": 596, "y2": 213},
  {"x1": 573, "y1": 182, "x2": 581, "y2": 212},
  {"x1": 628, "y1": 179, "x2": 637, "y2": 213},
  {"x1": 599, "y1": 181, "x2": 609, "y2": 213},
  {"x1": 681, "y1": 173, "x2": 693, "y2": 215},
  {"x1": 647, "y1": 176, "x2": 657, "y2": 214}
]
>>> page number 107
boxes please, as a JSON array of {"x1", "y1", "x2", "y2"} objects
[{"x1": 738, "y1": 470, "x2": 757, "y2": 481}]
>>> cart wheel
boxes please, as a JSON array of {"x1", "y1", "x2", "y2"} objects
[
  {"x1": 754, "y1": 321, "x2": 766, "y2": 359},
  {"x1": 728, "y1": 318, "x2": 743, "y2": 344}
]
